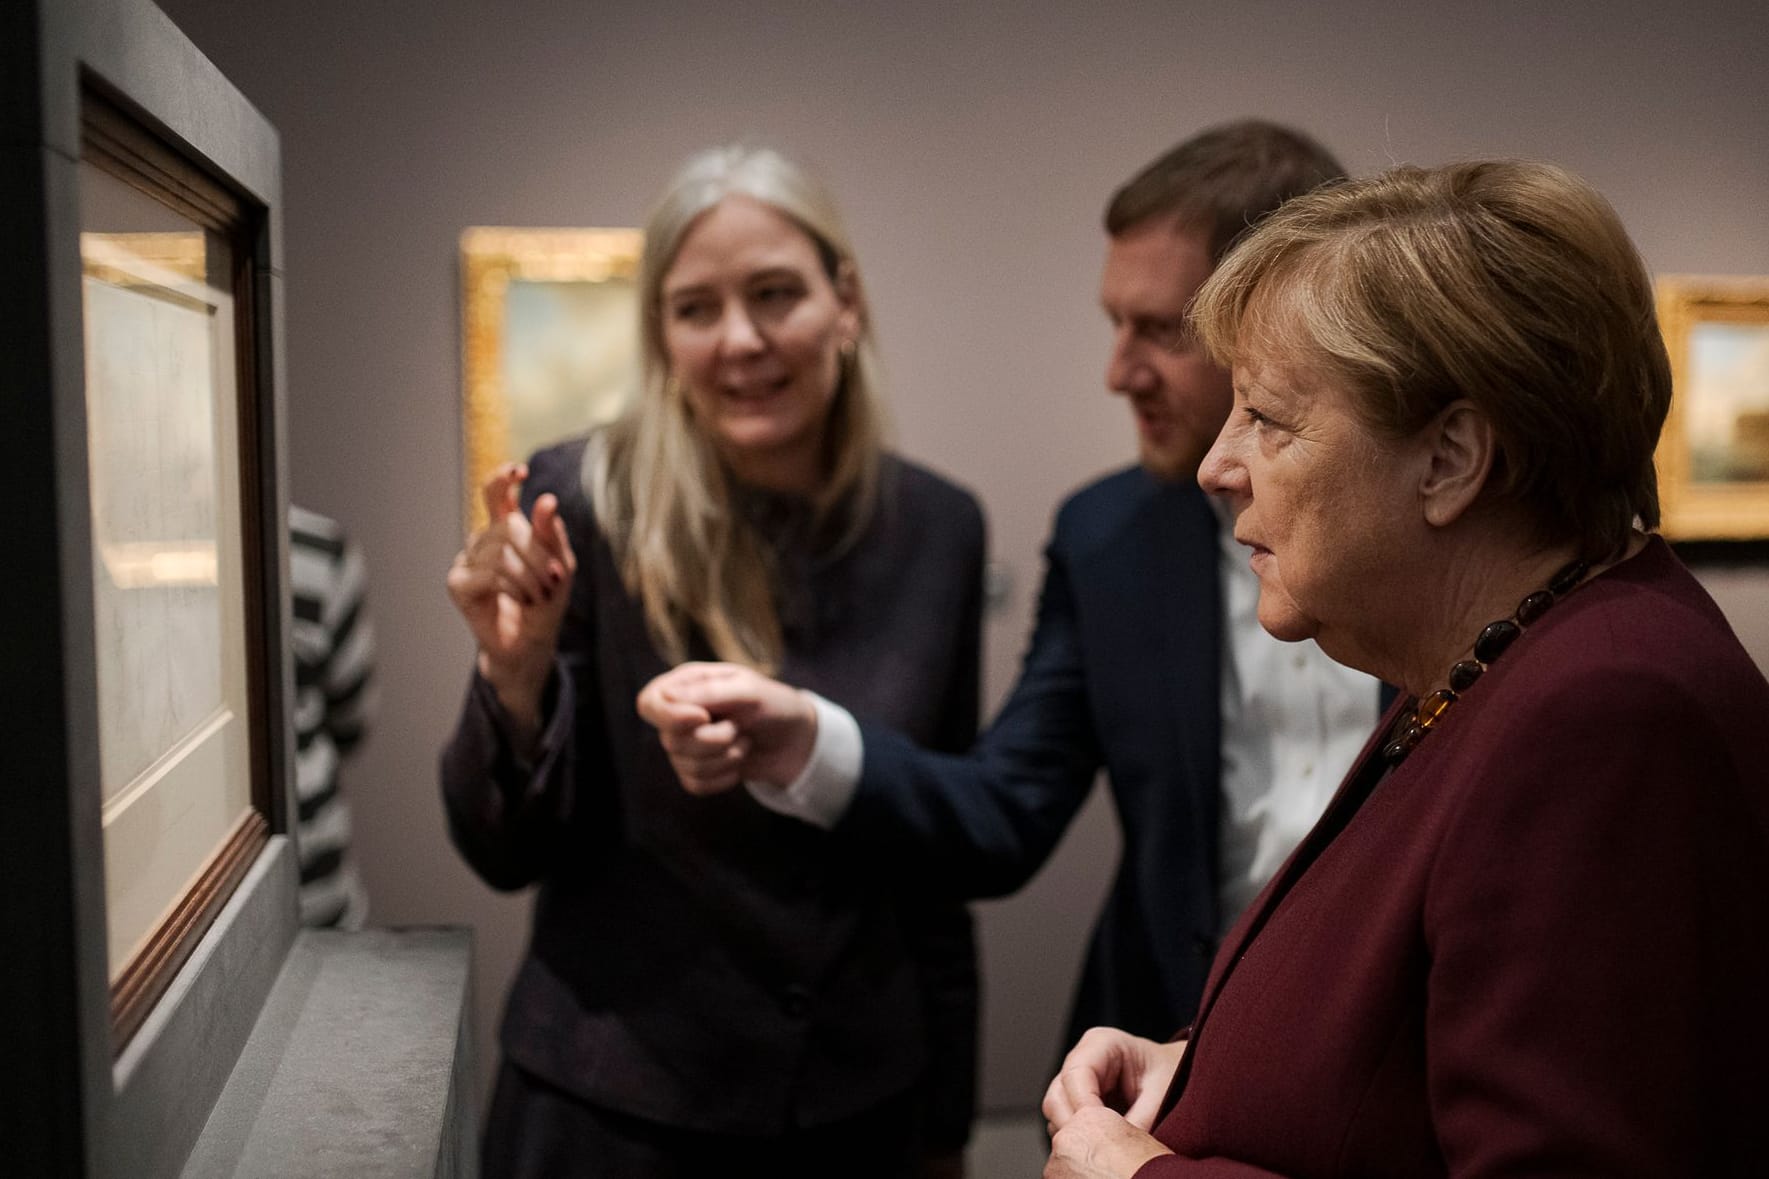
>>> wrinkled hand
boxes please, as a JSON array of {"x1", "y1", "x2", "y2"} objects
[
  {"x1": 445, "y1": 463, "x2": 577, "y2": 722},
  {"x1": 1044, "y1": 1105, "x2": 1172, "y2": 1179},
  {"x1": 636, "y1": 662, "x2": 818, "y2": 794},
  {"x1": 1044, "y1": 1027, "x2": 1187, "y2": 1135}
]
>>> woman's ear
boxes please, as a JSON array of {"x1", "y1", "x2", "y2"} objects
[
  {"x1": 1419, "y1": 400, "x2": 1497, "y2": 528},
  {"x1": 833, "y1": 260, "x2": 864, "y2": 344}
]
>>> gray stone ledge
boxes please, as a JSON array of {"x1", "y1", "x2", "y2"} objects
[{"x1": 181, "y1": 927, "x2": 476, "y2": 1178}]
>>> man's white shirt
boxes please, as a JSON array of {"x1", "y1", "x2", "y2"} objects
[{"x1": 1213, "y1": 499, "x2": 1377, "y2": 930}]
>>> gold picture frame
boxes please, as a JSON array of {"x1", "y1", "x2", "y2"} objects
[
  {"x1": 1656, "y1": 277, "x2": 1769, "y2": 540},
  {"x1": 460, "y1": 227, "x2": 643, "y2": 532}
]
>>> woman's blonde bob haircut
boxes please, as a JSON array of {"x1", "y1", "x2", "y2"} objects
[
  {"x1": 1191, "y1": 159, "x2": 1671, "y2": 560},
  {"x1": 588, "y1": 145, "x2": 885, "y2": 671}
]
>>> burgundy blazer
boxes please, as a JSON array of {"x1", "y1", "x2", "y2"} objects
[{"x1": 1139, "y1": 537, "x2": 1769, "y2": 1177}]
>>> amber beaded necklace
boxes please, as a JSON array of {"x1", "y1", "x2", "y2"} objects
[{"x1": 1381, "y1": 556, "x2": 1591, "y2": 764}]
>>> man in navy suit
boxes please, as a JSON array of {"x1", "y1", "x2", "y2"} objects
[{"x1": 641, "y1": 120, "x2": 1384, "y2": 1057}]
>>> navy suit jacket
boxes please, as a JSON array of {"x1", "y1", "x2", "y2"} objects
[{"x1": 839, "y1": 465, "x2": 1232, "y2": 1045}]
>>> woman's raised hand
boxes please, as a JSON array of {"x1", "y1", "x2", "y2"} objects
[{"x1": 446, "y1": 463, "x2": 577, "y2": 726}]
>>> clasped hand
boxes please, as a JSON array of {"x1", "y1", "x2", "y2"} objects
[
  {"x1": 636, "y1": 663, "x2": 819, "y2": 794},
  {"x1": 1041, "y1": 1028, "x2": 1181, "y2": 1178}
]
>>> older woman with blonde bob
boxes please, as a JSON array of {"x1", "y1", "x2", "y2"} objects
[
  {"x1": 442, "y1": 145, "x2": 985, "y2": 1177},
  {"x1": 1043, "y1": 160, "x2": 1769, "y2": 1177}
]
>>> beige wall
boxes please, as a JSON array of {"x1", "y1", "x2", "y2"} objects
[{"x1": 153, "y1": 0, "x2": 1769, "y2": 1113}]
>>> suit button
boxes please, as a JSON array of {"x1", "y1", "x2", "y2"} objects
[
  {"x1": 1191, "y1": 934, "x2": 1217, "y2": 958},
  {"x1": 781, "y1": 984, "x2": 813, "y2": 1018}
]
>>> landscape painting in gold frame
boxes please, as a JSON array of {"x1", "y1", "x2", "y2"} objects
[
  {"x1": 1655, "y1": 277, "x2": 1769, "y2": 540},
  {"x1": 460, "y1": 227, "x2": 643, "y2": 533}
]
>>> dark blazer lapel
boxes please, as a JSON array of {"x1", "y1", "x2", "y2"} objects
[
  {"x1": 1153, "y1": 479, "x2": 1222, "y2": 840},
  {"x1": 1142, "y1": 479, "x2": 1225, "y2": 1002},
  {"x1": 1157, "y1": 691, "x2": 1412, "y2": 1117}
]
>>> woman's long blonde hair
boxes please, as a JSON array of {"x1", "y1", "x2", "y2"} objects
[{"x1": 587, "y1": 145, "x2": 886, "y2": 672}]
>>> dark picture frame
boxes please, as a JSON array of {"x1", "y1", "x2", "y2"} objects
[
  {"x1": 81, "y1": 85, "x2": 274, "y2": 1051},
  {"x1": 3, "y1": 0, "x2": 295, "y2": 1173}
]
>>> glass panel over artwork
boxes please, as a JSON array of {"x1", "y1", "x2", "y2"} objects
[
  {"x1": 503, "y1": 275, "x2": 640, "y2": 454},
  {"x1": 79, "y1": 160, "x2": 255, "y2": 985},
  {"x1": 1685, "y1": 321, "x2": 1769, "y2": 485}
]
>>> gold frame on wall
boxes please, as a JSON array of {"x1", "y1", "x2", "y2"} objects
[
  {"x1": 459, "y1": 227, "x2": 643, "y2": 533},
  {"x1": 1656, "y1": 277, "x2": 1769, "y2": 540}
]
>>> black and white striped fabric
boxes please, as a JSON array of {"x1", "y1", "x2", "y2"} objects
[{"x1": 289, "y1": 505, "x2": 374, "y2": 929}]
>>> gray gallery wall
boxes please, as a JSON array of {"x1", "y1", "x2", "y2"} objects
[{"x1": 150, "y1": 0, "x2": 1769, "y2": 1115}]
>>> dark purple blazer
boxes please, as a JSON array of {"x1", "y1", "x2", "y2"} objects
[
  {"x1": 440, "y1": 438, "x2": 986, "y2": 1140},
  {"x1": 1140, "y1": 537, "x2": 1769, "y2": 1177}
]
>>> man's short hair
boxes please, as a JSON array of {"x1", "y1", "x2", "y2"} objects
[{"x1": 1105, "y1": 120, "x2": 1346, "y2": 262}]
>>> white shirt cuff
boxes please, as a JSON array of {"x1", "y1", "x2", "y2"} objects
[{"x1": 743, "y1": 691, "x2": 862, "y2": 829}]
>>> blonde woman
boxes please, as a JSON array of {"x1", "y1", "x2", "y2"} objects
[{"x1": 443, "y1": 145, "x2": 984, "y2": 1177}]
